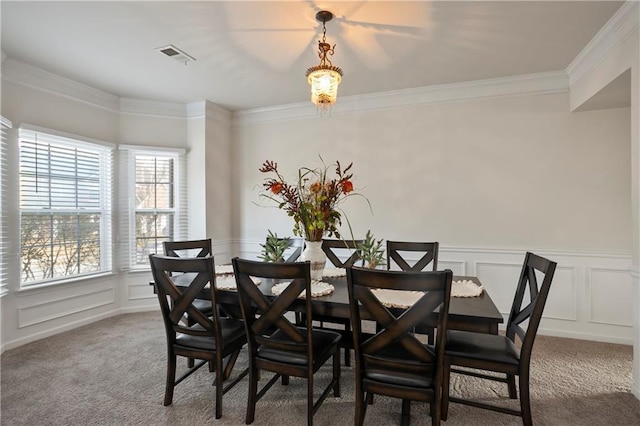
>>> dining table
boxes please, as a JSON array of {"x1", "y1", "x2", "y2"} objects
[{"x1": 154, "y1": 268, "x2": 504, "y2": 335}]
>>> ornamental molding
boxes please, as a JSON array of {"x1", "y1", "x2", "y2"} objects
[
  {"x1": 233, "y1": 71, "x2": 569, "y2": 125},
  {"x1": 2, "y1": 57, "x2": 120, "y2": 112},
  {"x1": 566, "y1": 1, "x2": 639, "y2": 85}
]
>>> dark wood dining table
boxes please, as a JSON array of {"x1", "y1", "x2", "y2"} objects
[{"x1": 157, "y1": 272, "x2": 504, "y2": 335}]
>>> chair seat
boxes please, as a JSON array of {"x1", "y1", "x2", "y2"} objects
[
  {"x1": 363, "y1": 344, "x2": 436, "y2": 388},
  {"x1": 446, "y1": 330, "x2": 520, "y2": 366},
  {"x1": 176, "y1": 318, "x2": 245, "y2": 351},
  {"x1": 365, "y1": 369, "x2": 434, "y2": 389},
  {"x1": 257, "y1": 327, "x2": 341, "y2": 366}
]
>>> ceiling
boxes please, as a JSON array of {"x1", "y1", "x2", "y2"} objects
[{"x1": 0, "y1": 1, "x2": 625, "y2": 112}]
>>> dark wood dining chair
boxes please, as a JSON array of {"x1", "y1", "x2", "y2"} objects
[
  {"x1": 163, "y1": 238, "x2": 212, "y2": 258},
  {"x1": 163, "y1": 239, "x2": 215, "y2": 367},
  {"x1": 283, "y1": 237, "x2": 305, "y2": 263},
  {"x1": 149, "y1": 254, "x2": 248, "y2": 419},
  {"x1": 346, "y1": 266, "x2": 453, "y2": 426},
  {"x1": 319, "y1": 238, "x2": 364, "y2": 366},
  {"x1": 322, "y1": 238, "x2": 364, "y2": 268},
  {"x1": 441, "y1": 252, "x2": 557, "y2": 426},
  {"x1": 386, "y1": 240, "x2": 440, "y2": 342},
  {"x1": 386, "y1": 240, "x2": 439, "y2": 271},
  {"x1": 232, "y1": 257, "x2": 341, "y2": 425}
]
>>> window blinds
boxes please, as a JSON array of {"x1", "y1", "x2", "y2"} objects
[
  {"x1": 0, "y1": 116, "x2": 12, "y2": 296},
  {"x1": 118, "y1": 145, "x2": 187, "y2": 269},
  {"x1": 18, "y1": 125, "x2": 114, "y2": 285}
]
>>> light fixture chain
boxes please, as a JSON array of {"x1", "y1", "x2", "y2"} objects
[{"x1": 322, "y1": 21, "x2": 327, "y2": 43}]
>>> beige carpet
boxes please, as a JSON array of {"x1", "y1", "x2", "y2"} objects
[{"x1": 2, "y1": 311, "x2": 639, "y2": 425}]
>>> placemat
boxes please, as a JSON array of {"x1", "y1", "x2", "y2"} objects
[
  {"x1": 215, "y1": 264, "x2": 234, "y2": 275},
  {"x1": 372, "y1": 280, "x2": 484, "y2": 308},
  {"x1": 271, "y1": 281, "x2": 335, "y2": 298},
  {"x1": 215, "y1": 275, "x2": 260, "y2": 291},
  {"x1": 322, "y1": 267, "x2": 346, "y2": 278},
  {"x1": 371, "y1": 289, "x2": 423, "y2": 309},
  {"x1": 452, "y1": 279, "x2": 483, "y2": 297}
]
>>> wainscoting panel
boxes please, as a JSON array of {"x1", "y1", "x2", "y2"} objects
[
  {"x1": 439, "y1": 260, "x2": 466, "y2": 276},
  {"x1": 588, "y1": 267, "x2": 633, "y2": 327},
  {"x1": 543, "y1": 265, "x2": 578, "y2": 321},
  {"x1": 7, "y1": 241, "x2": 632, "y2": 352},
  {"x1": 233, "y1": 241, "x2": 635, "y2": 344},
  {"x1": 17, "y1": 282, "x2": 115, "y2": 328},
  {"x1": 475, "y1": 261, "x2": 523, "y2": 314}
]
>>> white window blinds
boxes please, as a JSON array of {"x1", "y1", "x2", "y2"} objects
[
  {"x1": 118, "y1": 145, "x2": 187, "y2": 269},
  {"x1": 0, "y1": 116, "x2": 12, "y2": 296},
  {"x1": 18, "y1": 125, "x2": 114, "y2": 286}
]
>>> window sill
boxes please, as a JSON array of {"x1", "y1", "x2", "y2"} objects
[{"x1": 17, "y1": 272, "x2": 116, "y2": 294}]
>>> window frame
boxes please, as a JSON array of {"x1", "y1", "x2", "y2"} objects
[
  {"x1": 18, "y1": 124, "x2": 114, "y2": 287},
  {"x1": 120, "y1": 145, "x2": 187, "y2": 270}
]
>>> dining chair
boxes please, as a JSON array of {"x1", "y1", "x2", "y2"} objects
[
  {"x1": 346, "y1": 266, "x2": 453, "y2": 426},
  {"x1": 386, "y1": 240, "x2": 440, "y2": 342},
  {"x1": 281, "y1": 237, "x2": 305, "y2": 263},
  {"x1": 149, "y1": 254, "x2": 248, "y2": 419},
  {"x1": 322, "y1": 238, "x2": 364, "y2": 268},
  {"x1": 163, "y1": 239, "x2": 215, "y2": 367},
  {"x1": 386, "y1": 240, "x2": 439, "y2": 272},
  {"x1": 319, "y1": 238, "x2": 364, "y2": 366},
  {"x1": 163, "y1": 238, "x2": 212, "y2": 258},
  {"x1": 232, "y1": 257, "x2": 341, "y2": 425},
  {"x1": 441, "y1": 252, "x2": 557, "y2": 426}
]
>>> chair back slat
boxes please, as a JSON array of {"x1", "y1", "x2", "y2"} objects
[
  {"x1": 386, "y1": 241, "x2": 439, "y2": 271},
  {"x1": 322, "y1": 239, "x2": 363, "y2": 267},
  {"x1": 506, "y1": 252, "x2": 557, "y2": 360},
  {"x1": 163, "y1": 239, "x2": 212, "y2": 258},
  {"x1": 232, "y1": 258, "x2": 313, "y2": 357},
  {"x1": 284, "y1": 238, "x2": 304, "y2": 263},
  {"x1": 347, "y1": 266, "x2": 452, "y2": 374}
]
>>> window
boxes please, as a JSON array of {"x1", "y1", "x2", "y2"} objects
[
  {"x1": 119, "y1": 146, "x2": 186, "y2": 268},
  {"x1": 0, "y1": 116, "x2": 12, "y2": 296},
  {"x1": 18, "y1": 125, "x2": 113, "y2": 286}
]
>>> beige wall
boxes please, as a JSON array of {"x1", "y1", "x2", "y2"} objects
[
  {"x1": 2, "y1": 80, "x2": 119, "y2": 142},
  {"x1": 234, "y1": 92, "x2": 631, "y2": 252}
]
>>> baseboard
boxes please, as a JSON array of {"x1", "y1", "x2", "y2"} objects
[
  {"x1": 633, "y1": 384, "x2": 640, "y2": 400},
  {"x1": 537, "y1": 327, "x2": 633, "y2": 346}
]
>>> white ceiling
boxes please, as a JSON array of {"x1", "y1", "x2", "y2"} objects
[{"x1": 0, "y1": 1, "x2": 625, "y2": 112}]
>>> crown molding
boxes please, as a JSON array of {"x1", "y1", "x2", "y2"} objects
[
  {"x1": 1, "y1": 57, "x2": 199, "y2": 120},
  {"x1": 566, "y1": 1, "x2": 639, "y2": 85},
  {"x1": 186, "y1": 101, "x2": 232, "y2": 123},
  {"x1": 233, "y1": 71, "x2": 569, "y2": 125},
  {"x1": 1, "y1": 57, "x2": 120, "y2": 112},
  {"x1": 186, "y1": 101, "x2": 207, "y2": 119},
  {"x1": 3, "y1": 55, "x2": 568, "y2": 127},
  {"x1": 119, "y1": 98, "x2": 187, "y2": 119}
]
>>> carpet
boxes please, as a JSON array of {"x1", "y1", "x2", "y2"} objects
[{"x1": 2, "y1": 311, "x2": 639, "y2": 425}]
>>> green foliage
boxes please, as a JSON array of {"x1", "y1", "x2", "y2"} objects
[
  {"x1": 258, "y1": 230, "x2": 292, "y2": 262},
  {"x1": 357, "y1": 230, "x2": 385, "y2": 269}
]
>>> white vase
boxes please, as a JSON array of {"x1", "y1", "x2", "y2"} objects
[{"x1": 300, "y1": 240, "x2": 326, "y2": 281}]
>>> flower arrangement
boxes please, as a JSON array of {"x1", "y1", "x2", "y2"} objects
[{"x1": 259, "y1": 159, "x2": 366, "y2": 241}]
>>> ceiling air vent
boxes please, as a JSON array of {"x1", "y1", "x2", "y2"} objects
[{"x1": 156, "y1": 44, "x2": 196, "y2": 64}]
